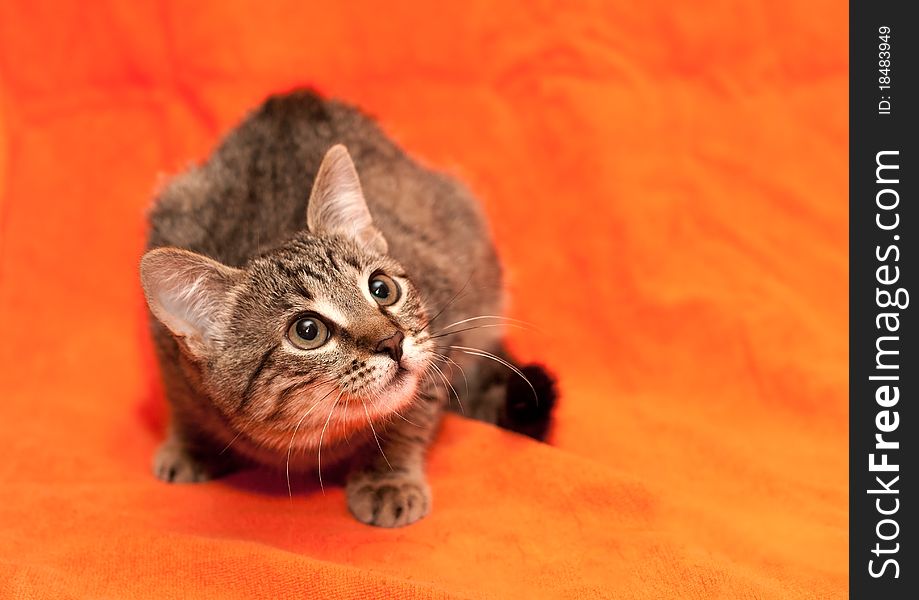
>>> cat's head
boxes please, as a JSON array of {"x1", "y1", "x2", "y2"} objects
[{"x1": 140, "y1": 145, "x2": 434, "y2": 451}]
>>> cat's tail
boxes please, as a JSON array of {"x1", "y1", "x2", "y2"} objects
[
  {"x1": 444, "y1": 350, "x2": 558, "y2": 442},
  {"x1": 497, "y1": 363, "x2": 558, "y2": 442}
]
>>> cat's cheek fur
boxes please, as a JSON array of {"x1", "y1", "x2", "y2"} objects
[{"x1": 399, "y1": 335, "x2": 429, "y2": 371}]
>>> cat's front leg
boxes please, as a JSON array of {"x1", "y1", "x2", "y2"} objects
[
  {"x1": 152, "y1": 422, "x2": 239, "y2": 484},
  {"x1": 346, "y1": 380, "x2": 444, "y2": 527}
]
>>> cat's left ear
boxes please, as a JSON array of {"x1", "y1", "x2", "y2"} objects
[
  {"x1": 307, "y1": 144, "x2": 388, "y2": 254},
  {"x1": 140, "y1": 248, "x2": 243, "y2": 357}
]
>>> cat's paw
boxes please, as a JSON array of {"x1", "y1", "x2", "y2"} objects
[
  {"x1": 346, "y1": 474, "x2": 431, "y2": 527},
  {"x1": 152, "y1": 441, "x2": 212, "y2": 483}
]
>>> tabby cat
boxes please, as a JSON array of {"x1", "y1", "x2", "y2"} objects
[{"x1": 141, "y1": 90, "x2": 555, "y2": 527}]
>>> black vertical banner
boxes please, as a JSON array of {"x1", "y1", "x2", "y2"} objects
[{"x1": 851, "y1": 1, "x2": 916, "y2": 597}]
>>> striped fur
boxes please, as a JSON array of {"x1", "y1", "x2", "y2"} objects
[{"x1": 141, "y1": 90, "x2": 552, "y2": 527}]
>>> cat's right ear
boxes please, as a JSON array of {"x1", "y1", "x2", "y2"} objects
[
  {"x1": 140, "y1": 248, "x2": 242, "y2": 357},
  {"x1": 307, "y1": 144, "x2": 388, "y2": 254}
]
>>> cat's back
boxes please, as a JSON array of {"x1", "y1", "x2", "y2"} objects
[{"x1": 147, "y1": 90, "x2": 496, "y2": 279}]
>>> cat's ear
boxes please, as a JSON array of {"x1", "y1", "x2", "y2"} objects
[
  {"x1": 307, "y1": 144, "x2": 388, "y2": 254},
  {"x1": 140, "y1": 248, "x2": 242, "y2": 356}
]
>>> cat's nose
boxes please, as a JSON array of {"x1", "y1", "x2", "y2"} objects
[{"x1": 375, "y1": 331, "x2": 405, "y2": 363}]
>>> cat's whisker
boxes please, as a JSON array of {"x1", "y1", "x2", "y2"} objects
[
  {"x1": 424, "y1": 364, "x2": 446, "y2": 397},
  {"x1": 286, "y1": 385, "x2": 337, "y2": 500},
  {"x1": 418, "y1": 272, "x2": 475, "y2": 333},
  {"x1": 429, "y1": 361, "x2": 450, "y2": 394},
  {"x1": 429, "y1": 360, "x2": 463, "y2": 415},
  {"x1": 360, "y1": 396, "x2": 392, "y2": 470},
  {"x1": 317, "y1": 389, "x2": 345, "y2": 495},
  {"x1": 365, "y1": 389, "x2": 393, "y2": 429},
  {"x1": 430, "y1": 314, "x2": 537, "y2": 336},
  {"x1": 429, "y1": 322, "x2": 530, "y2": 340},
  {"x1": 432, "y1": 352, "x2": 469, "y2": 400},
  {"x1": 393, "y1": 408, "x2": 422, "y2": 428},
  {"x1": 420, "y1": 370, "x2": 444, "y2": 411},
  {"x1": 440, "y1": 344, "x2": 538, "y2": 405},
  {"x1": 218, "y1": 430, "x2": 243, "y2": 456}
]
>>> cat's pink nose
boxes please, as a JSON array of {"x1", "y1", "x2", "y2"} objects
[{"x1": 375, "y1": 331, "x2": 404, "y2": 363}]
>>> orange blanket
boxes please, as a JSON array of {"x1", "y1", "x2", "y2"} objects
[{"x1": 0, "y1": 1, "x2": 847, "y2": 598}]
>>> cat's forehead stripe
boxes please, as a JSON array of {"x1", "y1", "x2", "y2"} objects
[
  {"x1": 300, "y1": 265, "x2": 332, "y2": 285},
  {"x1": 323, "y1": 247, "x2": 342, "y2": 273},
  {"x1": 271, "y1": 257, "x2": 324, "y2": 291},
  {"x1": 342, "y1": 254, "x2": 362, "y2": 270}
]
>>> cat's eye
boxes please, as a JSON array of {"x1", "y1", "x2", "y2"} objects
[
  {"x1": 368, "y1": 273, "x2": 400, "y2": 307},
  {"x1": 287, "y1": 315, "x2": 330, "y2": 350}
]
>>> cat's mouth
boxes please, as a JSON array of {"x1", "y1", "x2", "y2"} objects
[
  {"x1": 378, "y1": 361, "x2": 418, "y2": 396},
  {"x1": 324, "y1": 364, "x2": 421, "y2": 427},
  {"x1": 391, "y1": 363, "x2": 411, "y2": 382},
  {"x1": 239, "y1": 342, "x2": 432, "y2": 441},
  {"x1": 368, "y1": 349, "x2": 431, "y2": 400},
  {"x1": 232, "y1": 358, "x2": 430, "y2": 455},
  {"x1": 375, "y1": 334, "x2": 430, "y2": 393}
]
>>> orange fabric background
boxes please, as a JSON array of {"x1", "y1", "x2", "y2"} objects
[{"x1": 0, "y1": 1, "x2": 847, "y2": 598}]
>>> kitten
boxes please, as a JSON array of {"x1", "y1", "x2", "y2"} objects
[{"x1": 140, "y1": 90, "x2": 555, "y2": 527}]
